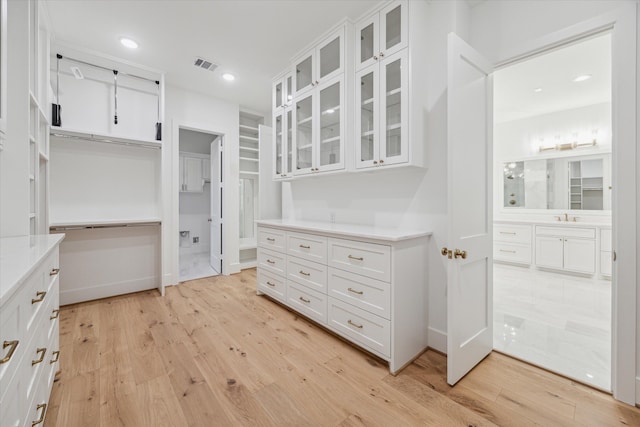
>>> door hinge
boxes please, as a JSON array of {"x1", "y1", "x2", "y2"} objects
[{"x1": 613, "y1": 250, "x2": 617, "y2": 261}]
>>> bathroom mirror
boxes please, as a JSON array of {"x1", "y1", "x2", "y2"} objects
[{"x1": 502, "y1": 153, "x2": 611, "y2": 210}]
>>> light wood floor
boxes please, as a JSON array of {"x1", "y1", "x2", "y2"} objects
[{"x1": 45, "y1": 269, "x2": 640, "y2": 426}]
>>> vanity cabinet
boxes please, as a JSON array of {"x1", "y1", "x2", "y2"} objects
[
  {"x1": 291, "y1": 27, "x2": 344, "y2": 98},
  {"x1": 256, "y1": 220, "x2": 429, "y2": 374},
  {"x1": 493, "y1": 223, "x2": 532, "y2": 265},
  {"x1": 535, "y1": 226, "x2": 596, "y2": 274},
  {"x1": 600, "y1": 228, "x2": 612, "y2": 276}
]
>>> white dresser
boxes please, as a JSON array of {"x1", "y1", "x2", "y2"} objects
[
  {"x1": 0, "y1": 234, "x2": 64, "y2": 427},
  {"x1": 256, "y1": 220, "x2": 430, "y2": 374}
]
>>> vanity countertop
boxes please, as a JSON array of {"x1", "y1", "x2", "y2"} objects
[
  {"x1": 495, "y1": 218, "x2": 611, "y2": 228},
  {"x1": 256, "y1": 219, "x2": 432, "y2": 242}
]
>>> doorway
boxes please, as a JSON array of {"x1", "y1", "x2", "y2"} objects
[
  {"x1": 492, "y1": 33, "x2": 612, "y2": 391},
  {"x1": 178, "y1": 128, "x2": 223, "y2": 281}
]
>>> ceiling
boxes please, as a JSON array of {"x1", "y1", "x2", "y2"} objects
[
  {"x1": 43, "y1": 0, "x2": 380, "y2": 115},
  {"x1": 494, "y1": 33, "x2": 611, "y2": 123}
]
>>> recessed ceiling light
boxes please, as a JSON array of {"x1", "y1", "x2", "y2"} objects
[
  {"x1": 534, "y1": 87, "x2": 543, "y2": 93},
  {"x1": 222, "y1": 73, "x2": 235, "y2": 82},
  {"x1": 120, "y1": 38, "x2": 138, "y2": 49},
  {"x1": 573, "y1": 74, "x2": 592, "y2": 82}
]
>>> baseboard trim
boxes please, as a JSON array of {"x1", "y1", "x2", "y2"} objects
[
  {"x1": 60, "y1": 276, "x2": 159, "y2": 305},
  {"x1": 428, "y1": 327, "x2": 447, "y2": 354}
]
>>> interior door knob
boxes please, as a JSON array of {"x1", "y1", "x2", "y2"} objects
[
  {"x1": 441, "y1": 247, "x2": 452, "y2": 259},
  {"x1": 454, "y1": 249, "x2": 467, "y2": 259}
]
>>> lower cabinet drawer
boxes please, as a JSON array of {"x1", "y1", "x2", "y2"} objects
[
  {"x1": 257, "y1": 248, "x2": 286, "y2": 276},
  {"x1": 493, "y1": 242, "x2": 531, "y2": 264},
  {"x1": 494, "y1": 224, "x2": 532, "y2": 244},
  {"x1": 328, "y1": 297, "x2": 390, "y2": 358},
  {"x1": 286, "y1": 256, "x2": 327, "y2": 294},
  {"x1": 286, "y1": 281, "x2": 327, "y2": 325},
  {"x1": 328, "y1": 238, "x2": 391, "y2": 282},
  {"x1": 328, "y1": 268, "x2": 390, "y2": 320},
  {"x1": 257, "y1": 270, "x2": 286, "y2": 303},
  {"x1": 0, "y1": 367, "x2": 24, "y2": 427}
]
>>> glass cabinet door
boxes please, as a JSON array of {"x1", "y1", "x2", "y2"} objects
[
  {"x1": 317, "y1": 28, "x2": 343, "y2": 83},
  {"x1": 284, "y1": 74, "x2": 293, "y2": 107},
  {"x1": 355, "y1": 15, "x2": 379, "y2": 72},
  {"x1": 317, "y1": 76, "x2": 343, "y2": 171},
  {"x1": 293, "y1": 52, "x2": 314, "y2": 97},
  {"x1": 273, "y1": 111, "x2": 284, "y2": 179},
  {"x1": 286, "y1": 108, "x2": 293, "y2": 175},
  {"x1": 380, "y1": 49, "x2": 408, "y2": 165},
  {"x1": 293, "y1": 92, "x2": 314, "y2": 174},
  {"x1": 380, "y1": 0, "x2": 408, "y2": 58},
  {"x1": 273, "y1": 80, "x2": 283, "y2": 110},
  {"x1": 355, "y1": 66, "x2": 378, "y2": 168}
]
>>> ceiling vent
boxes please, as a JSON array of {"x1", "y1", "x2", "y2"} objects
[{"x1": 194, "y1": 57, "x2": 218, "y2": 72}]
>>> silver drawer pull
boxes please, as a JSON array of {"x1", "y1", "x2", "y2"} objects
[
  {"x1": 299, "y1": 296, "x2": 311, "y2": 304},
  {"x1": 266, "y1": 281, "x2": 276, "y2": 287},
  {"x1": 348, "y1": 319, "x2": 363, "y2": 329},
  {"x1": 347, "y1": 287, "x2": 363, "y2": 295},
  {"x1": 348, "y1": 255, "x2": 364, "y2": 261},
  {"x1": 299, "y1": 270, "x2": 311, "y2": 276},
  {"x1": 32, "y1": 291, "x2": 46, "y2": 304},
  {"x1": 499, "y1": 231, "x2": 516, "y2": 235},
  {"x1": 266, "y1": 237, "x2": 275, "y2": 242},
  {"x1": 50, "y1": 268, "x2": 60, "y2": 276},
  {"x1": 0, "y1": 340, "x2": 19, "y2": 364},
  {"x1": 299, "y1": 244, "x2": 310, "y2": 249},
  {"x1": 266, "y1": 259, "x2": 275, "y2": 264},
  {"x1": 499, "y1": 249, "x2": 516, "y2": 254}
]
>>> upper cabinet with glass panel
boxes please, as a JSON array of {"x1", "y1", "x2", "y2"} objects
[
  {"x1": 292, "y1": 27, "x2": 344, "y2": 98},
  {"x1": 355, "y1": 0, "x2": 408, "y2": 72}
]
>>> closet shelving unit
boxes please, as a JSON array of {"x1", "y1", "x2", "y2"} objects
[
  {"x1": 239, "y1": 111, "x2": 264, "y2": 269},
  {"x1": 568, "y1": 159, "x2": 604, "y2": 210}
]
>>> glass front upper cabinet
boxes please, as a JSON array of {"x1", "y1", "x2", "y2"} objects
[
  {"x1": 273, "y1": 72, "x2": 293, "y2": 111},
  {"x1": 293, "y1": 92, "x2": 314, "y2": 174},
  {"x1": 273, "y1": 111, "x2": 284, "y2": 179},
  {"x1": 356, "y1": 0, "x2": 408, "y2": 72},
  {"x1": 318, "y1": 76, "x2": 343, "y2": 171},
  {"x1": 292, "y1": 26, "x2": 344, "y2": 98},
  {"x1": 356, "y1": 66, "x2": 378, "y2": 167},
  {"x1": 380, "y1": 50, "x2": 408, "y2": 165}
]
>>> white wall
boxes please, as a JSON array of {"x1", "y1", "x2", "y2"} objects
[{"x1": 163, "y1": 85, "x2": 240, "y2": 285}]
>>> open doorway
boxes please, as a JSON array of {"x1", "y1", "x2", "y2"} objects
[
  {"x1": 178, "y1": 128, "x2": 223, "y2": 281},
  {"x1": 492, "y1": 33, "x2": 612, "y2": 391}
]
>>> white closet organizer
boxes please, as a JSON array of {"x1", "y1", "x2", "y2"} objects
[{"x1": 256, "y1": 219, "x2": 430, "y2": 374}]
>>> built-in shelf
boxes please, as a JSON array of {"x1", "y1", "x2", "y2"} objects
[
  {"x1": 322, "y1": 136, "x2": 341, "y2": 144},
  {"x1": 362, "y1": 98, "x2": 374, "y2": 106},
  {"x1": 50, "y1": 127, "x2": 162, "y2": 149},
  {"x1": 240, "y1": 171, "x2": 259, "y2": 176},
  {"x1": 240, "y1": 157, "x2": 259, "y2": 162},
  {"x1": 239, "y1": 135, "x2": 259, "y2": 142},
  {"x1": 239, "y1": 238, "x2": 257, "y2": 251},
  {"x1": 239, "y1": 124, "x2": 259, "y2": 133},
  {"x1": 387, "y1": 123, "x2": 401, "y2": 131},
  {"x1": 297, "y1": 116, "x2": 313, "y2": 126},
  {"x1": 297, "y1": 143, "x2": 312, "y2": 150},
  {"x1": 386, "y1": 88, "x2": 401, "y2": 97},
  {"x1": 361, "y1": 130, "x2": 375, "y2": 137},
  {"x1": 321, "y1": 105, "x2": 340, "y2": 115},
  {"x1": 49, "y1": 218, "x2": 162, "y2": 230}
]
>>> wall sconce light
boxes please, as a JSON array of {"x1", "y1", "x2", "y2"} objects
[{"x1": 537, "y1": 130, "x2": 598, "y2": 152}]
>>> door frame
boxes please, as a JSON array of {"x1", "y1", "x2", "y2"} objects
[
  {"x1": 171, "y1": 122, "x2": 227, "y2": 281},
  {"x1": 491, "y1": 4, "x2": 637, "y2": 405}
]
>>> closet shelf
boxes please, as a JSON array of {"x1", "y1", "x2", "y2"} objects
[
  {"x1": 240, "y1": 157, "x2": 259, "y2": 162},
  {"x1": 240, "y1": 171, "x2": 259, "y2": 176},
  {"x1": 240, "y1": 135, "x2": 259, "y2": 142},
  {"x1": 297, "y1": 116, "x2": 313, "y2": 126},
  {"x1": 49, "y1": 218, "x2": 162, "y2": 229},
  {"x1": 321, "y1": 105, "x2": 340, "y2": 115},
  {"x1": 239, "y1": 124, "x2": 259, "y2": 133},
  {"x1": 322, "y1": 136, "x2": 341, "y2": 144},
  {"x1": 239, "y1": 238, "x2": 257, "y2": 250},
  {"x1": 297, "y1": 143, "x2": 312, "y2": 150},
  {"x1": 50, "y1": 127, "x2": 162, "y2": 149},
  {"x1": 386, "y1": 123, "x2": 401, "y2": 131},
  {"x1": 240, "y1": 146, "x2": 259, "y2": 153},
  {"x1": 361, "y1": 130, "x2": 375, "y2": 137}
]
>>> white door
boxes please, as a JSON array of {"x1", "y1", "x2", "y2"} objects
[
  {"x1": 210, "y1": 138, "x2": 223, "y2": 274},
  {"x1": 446, "y1": 33, "x2": 493, "y2": 385}
]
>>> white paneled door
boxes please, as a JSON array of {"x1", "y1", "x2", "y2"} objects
[
  {"x1": 446, "y1": 33, "x2": 493, "y2": 385},
  {"x1": 210, "y1": 138, "x2": 223, "y2": 274}
]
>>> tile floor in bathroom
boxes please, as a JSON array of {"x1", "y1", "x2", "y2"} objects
[
  {"x1": 493, "y1": 263, "x2": 611, "y2": 391},
  {"x1": 179, "y1": 251, "x2": 219, "y2": 282}
]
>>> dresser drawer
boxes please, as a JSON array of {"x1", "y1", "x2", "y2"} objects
[
  {"x1": 536, "y1": 226, "x2": 595, "y2": 239},
  {"x1": 328, "y1": 297, "x2": 390, "y2": 358},
  {"x1": 0, "y1": 293, "x2": 25, "y2": 402},
  {"x1": 600, "y1": 228, "x2": 612, "y2": 251},
  {"x1": 257, "y1": 270, "x2": 286, "y2": 303},
  {"x1": 287, "y1": 256, "x2": 327, "y2": 294},
  {"x1": 494, "y1": 224, "x2": 531, "y2": 244},
  {"x1": 25, "y1": 251, "x2": 59, "y2": 336},
  {"x1": 287, "y1": 232, "x2": 327, "y2": 264},
  {"x1": 258, "y1": 227, "x2": 287, "y2": 252},
  {"x1": 257, "y1": 248, "x2": 286, "y2": 276},
  {"x1": 0, "y1": 370, "x2": 23, "y2": 427},
  {"x1": 494, "y1": 242, "x2": 531, "y2": 264},
  {"x1": 286, "y1": 281, "x2": 327, "y2": 325},
  {"x1": 328, "y1": 268, "x2": 390, "y2": 320},
  {"x1": 328, "y1": 238, "x2": 391, "y2": 282},
  {"x1": 25, "y1": 325, "x2": 48, "y2": 406}
]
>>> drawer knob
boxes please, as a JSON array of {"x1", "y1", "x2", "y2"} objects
[
  {"x1": 299, "y1": 270, "x2": 311, "y2": 276},
  {"x1": 266, "y1": 281, "x2": 276, "y2": 287},
  {"x1": 266, "y1": 237, "x2": 275, "y2": 242},
  {"x1": 266, "y1": 259, "x2": 275, "y2": 264},
  {"x1": 347, "y1": 287, "x2": 363, "y2": 295},
  {"x1": 32, "y1": 291, "x2": 46, "y2": 304},
  {"x1": 32, "y1": 403, "x2": 47, "y2": 426},
  {"x1": 299, "y1": 244, "x2": 311, "y2": 249},
  {"x1": 50, "y1": 268, "x2": 60, "y2": 276},
  {"x1": 348, "y1": 319, "x2": 363, "y2": 329},
  {"x1": 32, "y1": 347, "x2": 47, "y2": 366},
  {"x1": 50, "y1": 350, "x2": 60, "y2": 364},
  {"x1": 0, "y1": 340, "x2": 19, "y2": 364},
  {"x1": 50, "y1": 309, "x2": 60, "y2": 320},
  {"x1": 348, "y1": 255, "x2": 364, "y2": 261},
  {"x1": 299, "y1": 296, "x2": 311, "y2": 304}
]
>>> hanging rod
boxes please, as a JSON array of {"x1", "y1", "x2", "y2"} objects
[
  {"x1": 50, "y1": 129, "x2": 161, "y2": 149},
  {"x1": 57, "y1": 53, "x2": 160, "y2": 86},
  {"x1": 50, "y1": 221, "x2": 161, "y2": 231}
]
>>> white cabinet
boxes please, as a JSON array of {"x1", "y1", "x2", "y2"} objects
[
  {"x1": 355, "y1": 0, "x2": 408, "y2": 72},
  {"x1": 256, "y1": 221, "x2": 429, "y2": 374},
  {"x1": 0, "y1": 0, "x2": 6, "y2": 140},
  {"x1": 535, "y1": 226, "x2": 596, "y2": 274},
  {"x1": 292, "y1": 27, "x2": 344, "y2": 98},
  {"x1": 273, "y1": 107, "x2": 293, "y2": 180},
  {"x1": 355, "y1": 34, "x2": 409, "y2": 169},
  {"x1": 293, "y1": 75, "x2": 344, "y2": 175},
  {"x1": 179, "y1": 153, "x2": 204, "y2": 193},
  {"x1": 493, "y1": 223, "x2": 532, "y2": 265},
  {"x1": 600, "y1": 228, "x2": 612, "y2": 276},
  {"x1": 272, "y1": 72, "x2": 293, "y2": 112}
]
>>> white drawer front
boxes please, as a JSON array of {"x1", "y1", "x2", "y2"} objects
[
  {"x1": 257, "y1": 270, "x2": 286, "y2": 303},
  {"x1": 286, "y1": 281, "x2": 327, "y2": 325},
  {"x1": 600, "y1": 228, "x2": 612, "y2": 251},
  {"x1": 257, "y1": 248, "x2": 286, "y2": 276},
  {"x1": 536, "y1": 226, "x2": 595, "y2": 239},
  {"x1": 494, "y1": 224, "x2": 531, "y2": 244},
  {"x1": 493, "y1": 242, "x2": 531, "y2": 264},
  {"x1": 328, "y1": 238, "x2": 391, "y2": 282},
  {"x1": 328, "y1": 297, "x2": 390, "y2": 358},
  {"x1": 0, "y1": 295, "x2": 23, "y2": 399},
  {"x1": 287, "y1": 232, "x2": 327, "y2": 264},
  {"x1": 328, "y1": 268, "x2": 390, "y2": 320},
  {"x1": 258, "y1": 227, "x2": 287, "y2": 252},
  {"x1": 287, "y1": 256, "x2": 327, "y2": 294}
]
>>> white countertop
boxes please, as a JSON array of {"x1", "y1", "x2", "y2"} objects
[
  {"x1": 0, "y1": 234, "x2": 65, "y2": 306},
  {"x1": 256, "y1": 219, "x2": 432, "y2": 242},
  {"x1": 495, "y1": 218, "x2": 611, "y2": 228}
]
